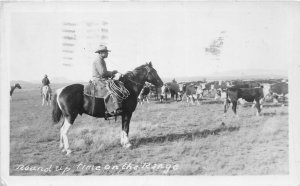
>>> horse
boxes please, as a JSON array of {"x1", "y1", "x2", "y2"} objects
[
  {"x1": 51, "y1": 62, "x2": 163, "y2": 155},
  {"x1": 42, "y1": 85, "x2": 52, "y2": 106},
  {"x1": 10, "y1": 83, "x2": 22, "y2": 100}
]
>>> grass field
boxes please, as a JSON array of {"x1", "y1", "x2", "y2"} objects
[{"x1": 9, "y1": 84, "x2": 288, "y2": 175}]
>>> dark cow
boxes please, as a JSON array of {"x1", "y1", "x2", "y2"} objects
[
  {"x1": 165, "y1": 82, "x2": 180, "y2": 101},
  {"x1": 224, "y1": 87, "x2": 264, "y2": 116},
  {"x1": 269, "y1": 82, "x2": 288, "y2": 105}
]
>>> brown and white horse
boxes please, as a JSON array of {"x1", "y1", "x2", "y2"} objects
[{"x1": 51, "y1": 62, "x2": 163, "y2": 155}]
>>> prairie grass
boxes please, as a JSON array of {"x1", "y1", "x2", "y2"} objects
[{"x1": 9, "y1": 87, "x2": 288, "y2": 175}]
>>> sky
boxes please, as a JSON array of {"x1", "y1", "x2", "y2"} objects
[{"x1": 7, "y1": 2, "x2": 296, "y2": 82}]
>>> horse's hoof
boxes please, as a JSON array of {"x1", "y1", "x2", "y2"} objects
[
  {"x1": 124, "y1": 143, "x2": 132, "y2": 149},
  {"x1": 66, "y1": 150, "x2": 72, "y2": 155}
]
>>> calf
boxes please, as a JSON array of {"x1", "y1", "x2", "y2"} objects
[
  {"x1": 224, "y1": 87, "x2": 264, "y2": 116},
  {"x1": 138, "y1": 86, "x2": 150, "y2": 105}
]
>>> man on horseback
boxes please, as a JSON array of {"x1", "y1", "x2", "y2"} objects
[
  {"x1": 92, "y1": 45, "x2": 118, "y2": 80},
  {"x1": 41, "y1": 74, "x2": 51, "y2": 96},
  {"x1": 87, "y1": 45, "x2": 124, "y2": 118}
]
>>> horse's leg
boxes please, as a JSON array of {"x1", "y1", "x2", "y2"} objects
[
  {"x1": 121, "y1": 112, "x2": 133, "y2": 148},
  {"x1": 49, "y1": 93, "x2": 52, "y2": 106},
  {"x1": 61, "y1": 118, "x2": 72, "y2": 155},
  {"x1": 46, "y1": 94, "x2": 49, "y2": 106},
  {"x1": 46, "y1": 95, "x2": 49, "y2": 106},
  {"x1": 42, "y1": 96, "x2": 45, "y2": 106},
  {"x1": 59, "y1": 121, "x2": 65, "y2": 150}
]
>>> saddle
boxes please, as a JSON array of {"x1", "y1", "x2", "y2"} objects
[{"x1": 84, "y1": 79, "x2": 124, "y2": 117}]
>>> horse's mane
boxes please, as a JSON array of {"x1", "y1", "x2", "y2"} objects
[{"x1": 121, "y1": 64, "x2": 148, "y2": 79}]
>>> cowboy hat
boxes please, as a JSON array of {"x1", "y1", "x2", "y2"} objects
[{"x1": 95, "y1": 45, "x2": 111, "y2": 53}]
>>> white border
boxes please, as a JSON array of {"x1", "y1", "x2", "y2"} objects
[{"x1": 1, "y1": 2, "x2": 300, "y2": 186}]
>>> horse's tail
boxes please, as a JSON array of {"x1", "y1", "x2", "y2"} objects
[{"x1": 52, "y1": 93, "x2": 62, "y2": 124}]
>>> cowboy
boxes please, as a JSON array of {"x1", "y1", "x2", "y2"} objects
[
  {"x1": 41, "y1": 74, "x2": 52, "y2": 95},
  {"x1": 90, "y1": 45, "x2": 122, "y2": 118},
  {"x1": 92, "y1": 45, "x2": 118, "y2": 81}
]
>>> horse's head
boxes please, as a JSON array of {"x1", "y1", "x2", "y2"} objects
[
  {"x1": 143, "y1": 62, "x2": 163, "y2": 87},
  {"x1": 15, "y1": 83, "x2": 22, "y2": 89}
]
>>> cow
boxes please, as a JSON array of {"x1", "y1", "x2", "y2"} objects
[
  {"x1": 210, "y1": 81, "x2": 233, "y2": 99},
  {"x1": 149, "y1": 85, "x2": 160, "y2": 101},
  {"x1": 138, "y1": 86, "x2": 151, "y2": 105},
  {"x1": 227, "y1": 83, "x2": 263, "y2": 106},
  {"x1": 165, "y1": 81, "x2": 180, "y2": 101},
  {"x1": 179, "y1": 83, "x2": 202, "y2": 105},
  {"x1": 160, "y1": 84, "x2": 169, "y2": 102},
  {"x1": 224, "y1": 87, "x2": 264, "y2": 117},
  {"x1": 269, "y1": 82, "x2": 288, "y2": 106}
]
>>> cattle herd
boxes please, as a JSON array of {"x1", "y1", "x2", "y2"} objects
[{"x1": 138, "y1": 78, "x2": 288, "y2": 116}]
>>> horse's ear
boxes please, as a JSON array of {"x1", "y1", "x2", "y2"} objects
[{"x1": 149, "y1": 61, "x2": 152, "y2": 67}]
